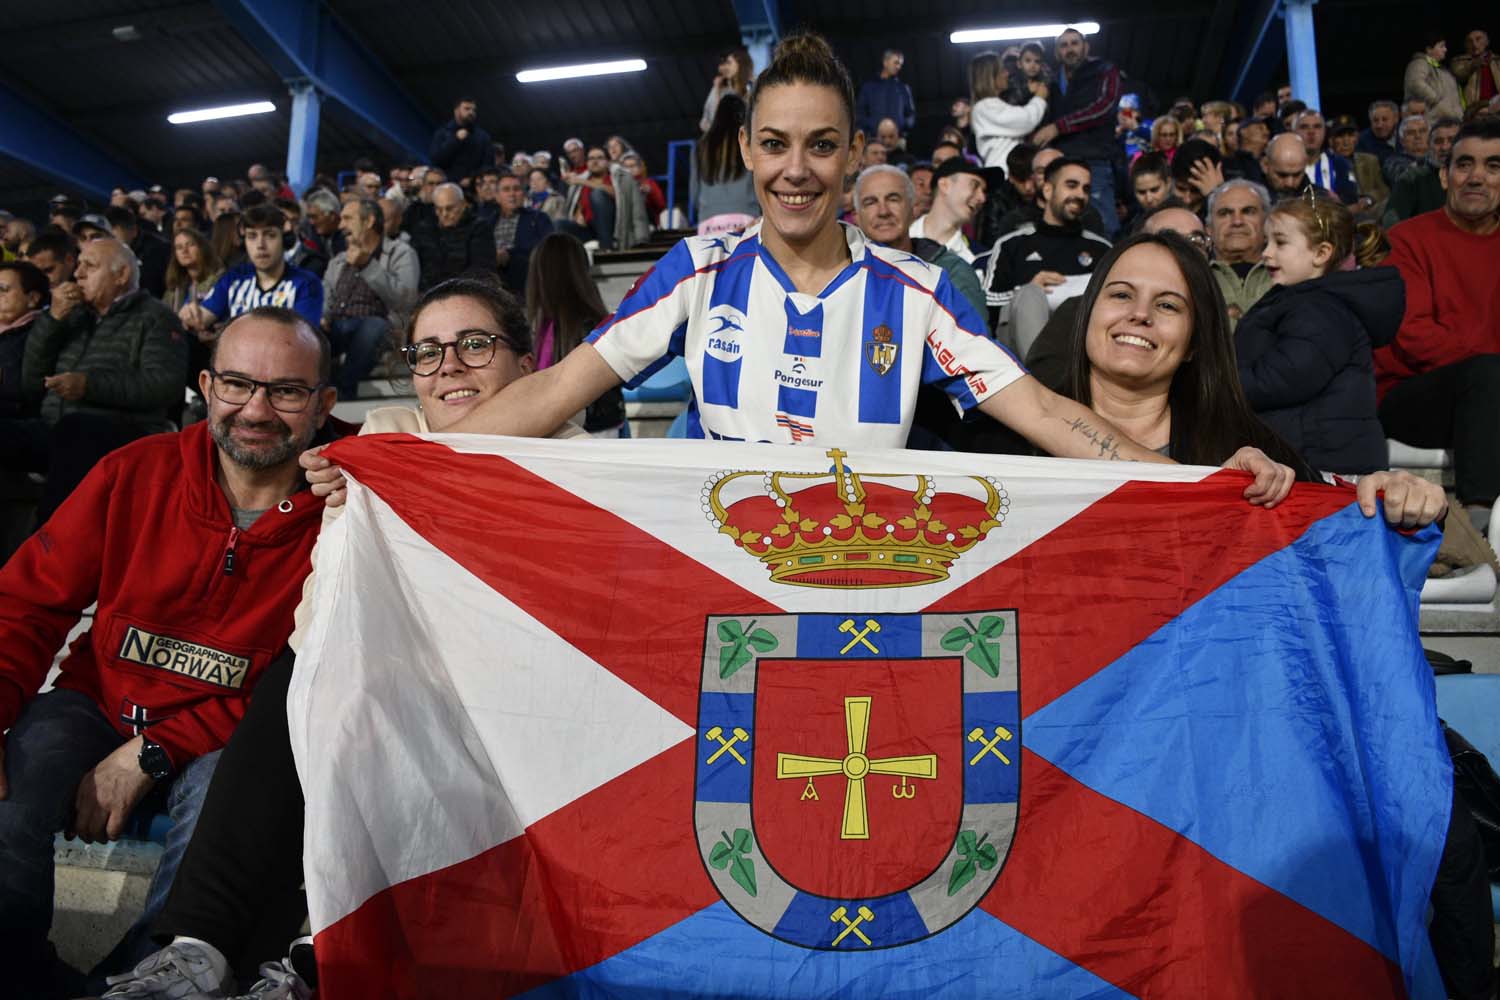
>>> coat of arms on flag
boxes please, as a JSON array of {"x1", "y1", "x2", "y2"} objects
[
  {"x1": 695, "y1": 610, "x2": 1019, "y2": 947},
  {"x1": 292, "y1": 434, "x2": 1453, "y2": 1000}
]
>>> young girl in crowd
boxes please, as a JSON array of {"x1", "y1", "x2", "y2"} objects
[
  {"x1": 969, "y1": 50, "x2": 1049, "y2": 173},
  {"x1": 1234, "y1": 196, "x2": 1403, "y2": 475},
  {"x1": 524, "y1": 232, "x2": 624, "y2": 434}
]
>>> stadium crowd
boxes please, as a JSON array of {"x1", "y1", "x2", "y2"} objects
[{"x1": 0, "y1": 20, "x2": 1496, "y2": 1000}]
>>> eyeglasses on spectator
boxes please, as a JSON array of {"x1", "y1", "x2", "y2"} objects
[
  {"x1": 207, "y1": 368, "x2": 326, "y2": 412},
  {"x1": 401, "y1": 332, "x2": 520, "y2": 376}
]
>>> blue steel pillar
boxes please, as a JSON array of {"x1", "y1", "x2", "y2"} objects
[
  {"x1": 286, "y1": 80, "x2": 321, "y2": 195},
  {"x1": 1283, "y1": 0, "x2": 1321, "y2": 109}
]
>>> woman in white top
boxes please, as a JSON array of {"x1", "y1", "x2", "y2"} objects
[{"x1": 969, "y1": 51, "x2": 1050, "y2": 174}]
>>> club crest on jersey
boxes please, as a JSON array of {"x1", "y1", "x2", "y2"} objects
[
  {"x1": 702, "y1": 449, "x2": 1009, "y2": 589},
  {"x1": 693, "y1": 609, "x2": 1021, "y2": 949},
  {"x1": 865, "y1": 325, "x2": 898, "y2": 376}
]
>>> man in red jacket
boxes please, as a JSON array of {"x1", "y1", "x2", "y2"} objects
[
  {"x1": 0, "y1": 306, "x2": 336, "y2": 996},
  {"x1": 1377, "y1": 119, "x2": 1500, "y2": 534}
]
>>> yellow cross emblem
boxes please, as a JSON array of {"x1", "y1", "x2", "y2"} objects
[{"x1": 775, "y1": 696, "x2": 938, "y2": 839}]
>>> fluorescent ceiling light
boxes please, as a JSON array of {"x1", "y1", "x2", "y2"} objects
[
  {"x1": 950, "y1": 21, "x2": 1101, "y2": 44},
  {"x1": 168, "y1": 101, "x2": 277, "y2": 125},
  {"x1": 516, "y1": 59, "x2": 647, "y2": 84}
]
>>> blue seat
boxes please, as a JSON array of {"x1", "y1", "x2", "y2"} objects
[
  {"x1": 666, "y1": 409, "x2": 690, "y2": 439},
  {"x1": 621, "y1": 357, "x2": 691, "y2": 403},
  {"x1": 1432, "y1": 673, "x2": 1500, "y2": 917}
]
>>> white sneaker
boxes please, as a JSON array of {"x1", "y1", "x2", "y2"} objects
[
  {"x1": 216, "y1": 938, "x2": 315, "y2": 1000},
  {"x1": 100, "y1": 940, "x2": 232, "y2": 999}
]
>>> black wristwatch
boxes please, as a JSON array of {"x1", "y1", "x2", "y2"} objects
[{"x1": 138, "y1": 738, "x2": 173, "y2": 780}]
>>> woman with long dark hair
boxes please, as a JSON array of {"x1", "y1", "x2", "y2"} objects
[
  {"x1": 693, "y1": 93, "x2": 760, "y2": 232},
  {"x1": 700, "y1": 46, "x2": 755, "y2": 133},
  {"x1": 524, "y1": 232, "x2": 624, "y2": 433}
]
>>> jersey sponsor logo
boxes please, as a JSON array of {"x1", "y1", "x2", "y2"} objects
[
  {"x1": 775, "y1": 412, "x2": 816, "y2": 441},
  {"x1": 865, "y1": 325, "x2": 899, "y2": 377},
  {"x1": 775, "y1": 369, "x2": 824, "y2": 391},
  {"x1": 924, "y1": 329, "x2": 975, "y2": 380},
  {"x1": 710, "y1": 314, "x2": 746, "y2": 335},
  {"x1": 707, "y1": 307, "x2": 748, "y2": 361},
  {"x1": 708, "y1": 337, "x2": 742, "y2": 357},
  {"x1": 786, "y1": 326, "x2": 820, "y2": 339},
  {"x1": 118, "y1": 626, "x2": 250, "y2": 690}
]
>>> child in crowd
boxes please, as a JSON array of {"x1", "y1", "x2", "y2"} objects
[{"x1": 1234, "y1": 195, "x2": 1403, "y2": 475}]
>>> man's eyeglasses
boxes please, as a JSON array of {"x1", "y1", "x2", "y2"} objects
[
  {"x1": 401, "y1": 332, "x2": 518, "y2": 376},
  {"x1": 206, "y1": 368, "x2": 325, "y2": 412}
]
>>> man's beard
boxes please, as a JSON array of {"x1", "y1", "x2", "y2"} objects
[{"x1": 211, "y1": 413, "x2": 313, "y2": 472}]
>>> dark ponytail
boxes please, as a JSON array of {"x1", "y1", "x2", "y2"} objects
[{"x1": 747, "y1": 32, "x2": 856, "y2": 134}]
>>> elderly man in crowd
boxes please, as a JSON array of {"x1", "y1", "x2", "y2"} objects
[
  {"x1": 1385, "y1": 118, "x2": 1464, "y2": 226},
  {"x1": 1, "y1": 238, "x2": 186, "y2": 519},
  {"x1": 411, "y1": 183, "x2": 493, "y2": 290},
  {"x1": 0, "y1": 308, "x2": 336, "y2": 997},
  {"x1": 1358, "y1": 100, "x2": 1401, "y2": 165},
  {"x1": 1377, "y1": 119, "x2": 1500, "y2": 536},
  {"x1": 1207, "y1": 179, "x2": 1274, "y2": 326},
  {"x1": 321, "y1": 198, "x2": 419, "y2": 400},
  {"x1": 1384, "y1": 116, "x2": 1432, "y2": 186},
  {"x1": 854, "y1": 164, "x2": 985, "y2": 316},
  {"x1": 1262, "y1": 133, "x2": 1322, "y2": 199},
  {"x1": 489, "y1": 173, "x2": 553, "y2": 294}
]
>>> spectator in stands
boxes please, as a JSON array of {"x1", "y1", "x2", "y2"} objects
[
  {"x1": 855, "y1": 48, "x2": 916, "y2": 139},
  {"x1": 861, "y1": 138, "x2": 890, "y2": 168},
  {"x1": 103, "y1": 280, "x2": 577, "y2": 1000},
  {"x1": 563, "y1": 148, "x2": 617, "y2": 249},
  {"x1": 970, "y1": 50, "x2": 1049, "y2": 173},
  {"x1": 298, "y1": 189, "x2": 342, "y2": 276},
  {"x1": 74, "y1": 214, "x2": 114, "y2": 245},
  {"x1": 209, "y1": 212, "x2": 244, "y2": 271},
  {"x1": 4, "y1": 216, "x2": 36, "y2": 258},
  {"x1": 1170, "y1": 139, "x2": 1227, "y2": 215},
  {"x1": 984, "y1": 156, "x2": 1111, "y2": 356},
  {"x1": 854, "y1": 164, "x2": 986, "y2": 317},
  {"x1": 910, "y1": 162, "x2": 935, "y2": 217},
  {"x1": 1130, "y1": 152, "x2": 1176, "y2": 213},
  {"x1": 1358, "y1": 100, "x2": 1401, "y2": 164},
  {"x1": 411, "y1": 182, "x2": 494, "y2": 290},
  {"x1": 523, "y1": 235, "x2": 624, "y2": 434},
  {"x1": 1384, "y1": 117, "x2": 1463, "y2": 226},
  {"x1": 1235, "y1": 196, "x2": 1399, "y2": 474},
  {"x1": 1333, "y1": 118, "x2": 1387, "y2": 214},
  {"x1": 105, "y1": 206, "x2": 169, "y2": 299},
  {"x1": 1377, "y1": 119, "x2": 1500, "y2": 534},
  {"x1": 1024, "y1": 204, "x2": 1210, "y2": 392},
  {"x1": 163, "y1": 228, "x2": 224, "y2": 315},
  {"x1": 428, "y1": 97, "x2": 495, "y2": 184},
  {"x1": 172, "y1": 204, "x2": 203, "y2": 237},
  {"x1": 527, "y1": 168, "x2": 567, "y2": 222},
  {"x1": 489, "y1": 173, "x2": 553, "y2": 294},
  {"x1": 694, "y1": 94, "x2": 760, "y2": 234},
  {"x1": 1405, "y1": 31, "x2": 1464, "y2": 122},
  {"x1": 49, "y1": 196, "x2": 83, "y2": 233},
  {"x1": 605, "y1": 135, "x2": 632, "y2": 164},
  {"x1": 1385, "y1": 115, "x2": 1432, "y2": 185},
  {"x1": 977, "y1": 142, "x2": 1037, "y2": 244},
  {"x1": 870, "y1": 119, "x2": 909, "y2": 170},
  {"x1": 0, "y1": 261, "x2": 46, "y2": 417},
  {"x1": 909, "y1": 157, "x2": 986, "y2": 263},
  {"x1": 379, "y1": 196, "x2": 406, "y2": 243},
  {"x1": 1236, "y1": 116, "x2": 1272, "y2": 162},
  {"x1": 1454, "y1": 28, "x2": 1500, "y2": 109},
  {"x1": 1147, "y1": 116, "x2": 1183, "y2": 160},
  {"x1": 1294, "y1": 110, "x2": 1358, "y2": 203},
  {"x1": 0, "y1": 307, "x2": 335, "y2": 999},
  {"x1": 622, "y1": 152, "x2": 666, "y2": 227},
  {"x1": 1252, "y1": 91, "x2": 1278, "y2": 119},
  {"x1": 322, "y1": 198, "x2": 419, "y2": 400},
  {"x1": 354, "y1": 172, "x2": 382, "y2": 200},
  {"x1": 4, "y1": 238, "x2": 186, "y2": 519},
  {"x1": 1030, "y1": 27, "x2": 1123, "y2": 236},
  {"x1": 139, "y1": 197, "x2": 167, "y2": 235},
  {"x1": 1262, "y1": 133, "x2": 1319, "y2": 199},
  {"x1": 930, "y1": 139, "x2": 963, "y2": 167},
  {"x1": 990, "y1": 146, "x2": 1108, "y2": 238},
  {"x1": 181, "y1": 204, "x2": 324, "y2": 334},
  {"x1": 1208, "y1": 179, "x2": 1274, "y2": 326},
  {"x1": 701, "y1": 46, "x2": 755, "y2": 134},
  {"x1": 473, "y1": 167, "x2": 503, "y2": 222},
  {"x1": 25, "y1": 231, "x2": 77, "y2": 288}
]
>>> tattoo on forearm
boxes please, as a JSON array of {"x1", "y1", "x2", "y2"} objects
[{"x1": 1066, "y1": 416, "x2": 1125, "y2": 461}]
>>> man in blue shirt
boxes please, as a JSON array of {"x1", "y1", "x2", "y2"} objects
[
  {"x1": 178, "y1": 204, "x2": 323, "y2": 335},
  {"x1": 855, "y1": 50, "x2": 916, "y2": 140}
]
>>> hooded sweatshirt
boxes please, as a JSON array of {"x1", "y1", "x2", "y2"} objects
[
  {"x1": 0, "y1": 421, "x2": 326, "y2": 766},
  {"x1": 1235, "y1": 266, "x2": 1404, "y2": 475}
]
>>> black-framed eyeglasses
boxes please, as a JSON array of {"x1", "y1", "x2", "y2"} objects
[
  {"x1": 206, "y1": 368, "x2": 325, "y2": 412},
  {"x1": 401, "y1": 332, "x2": 518, "y2": 376}
]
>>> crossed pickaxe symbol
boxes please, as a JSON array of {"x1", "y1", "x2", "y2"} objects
[
  {"x1": 704, "y1": 725, "x2": 749, "y2": 765},
  {"x1": 838, "y1": 618, "x2": 881, "y2": 655},
  {"x1": 829, "y1": 904, "x2": 875, "y2": 947},
  {"x1": 967, "y1": 725, "x2": 1014, "y2": 766}
]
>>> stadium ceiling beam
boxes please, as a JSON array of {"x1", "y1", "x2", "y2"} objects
[
  {"x1": 1223, "y1": 0, "x2": 1287, "y2": 104},
  {"x1": 0, "y1": 81, "x2": 146, "y2": 201},
  {"x1": 3, "y1": 2, "x2": 222, "y2": 54},
  {"x1": 731, "y1": 0, "x2": 782, "y2": 71},
  {"x1": 211, "y1": 0, "x2": 430, "y2": 162}
]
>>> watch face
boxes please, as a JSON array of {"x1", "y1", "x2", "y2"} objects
[{"x1": 139, "y1": 742, "x2": 172, "y2": 779}]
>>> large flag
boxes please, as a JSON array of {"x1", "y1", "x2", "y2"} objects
[{"x1": 289, "y1": 434, "x2": 1450, "y2": 999}]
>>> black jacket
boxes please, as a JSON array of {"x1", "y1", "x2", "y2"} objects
[
  {"x1": 981, "y1": 217, "x2": 1111, "y2": 310},
  {"x1": 429, "y1": 120, "x2": 495, "y2": 182},
  {"x1": 0, "y1": 315, "x2": 37, "y2": 417},
  {"x1": 131, "y1": 232, "x2": 171, "y2": 299},
  {"x1": 1044, "y1": 57, "x2": 1121, "y2": 161},
  {"x1": 410, "y1": 211, "x2": 495, "y2": 291},
  {"x1": 1235, "y1": 267, "x2": 1404, "y2": 475}
]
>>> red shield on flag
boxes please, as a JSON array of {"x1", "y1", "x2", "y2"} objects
[{"x1": 751, "y1": 656, "x2": 962, "y2": 899}]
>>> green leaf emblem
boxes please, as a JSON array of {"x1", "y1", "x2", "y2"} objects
[
  {"x1": 710, "y1": 828, "x2": 759, "y2": 897},
  {"x1": 941, "y1": 617, "x2": 1006, "y2": 678},
  {"x1": 717, "y1": 619, "x2": 778, "y2": 679},
  {"x1": 947, "y1": 830, "x2": 998, "y2": 896}
]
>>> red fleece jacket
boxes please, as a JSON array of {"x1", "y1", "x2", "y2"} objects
[
  {"x1": 0, "y1": 422, "x2": 325, "y2": 766},
  {"x1": 1375, "y1": 208, "x2": 1500, "y2": 401}
]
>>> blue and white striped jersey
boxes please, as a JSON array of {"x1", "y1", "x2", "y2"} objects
[
  {"x1": 201, "y1": 262, "x2": 324, "y2": 330},
  {"x1": 587, "y1": 223, "x2": 1026, "y2": 447}
]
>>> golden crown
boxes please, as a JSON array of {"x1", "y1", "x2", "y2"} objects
[{"x1": 704, "y1": 449, "x2": 1008, "y2": 589}]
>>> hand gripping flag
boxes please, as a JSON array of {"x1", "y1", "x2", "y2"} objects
[{"x1": 289, "y1": 435, "x2": 1451, "y2": 999}]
